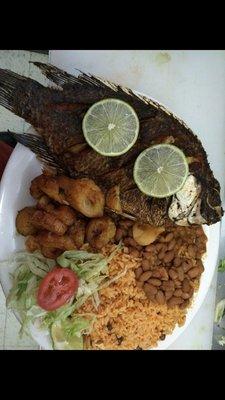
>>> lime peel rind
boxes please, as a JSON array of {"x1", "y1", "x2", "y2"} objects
[
  {"x1": 82, "y1": 98, "x2": 140, "y2": 157},
  {"x1": 133, "y1": 144, "x2": 189, "y2": 198}
]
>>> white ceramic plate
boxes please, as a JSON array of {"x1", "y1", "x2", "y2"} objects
[
  {"x1": 1, "y1": 51, "x2": 222, "y2": 349},
  {"x1": 0, "y1": 138, "x2": 220, "y2": 349}
]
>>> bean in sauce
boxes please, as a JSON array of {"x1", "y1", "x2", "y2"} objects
[{"x1": 123, "y1": 223, "x2": 206, "y2": 309}]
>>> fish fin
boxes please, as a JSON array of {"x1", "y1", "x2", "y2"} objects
[
  {"x1": 32, "y1": 63, "x2": 158, "y2": 117},
  {"x1": 32, "y1": 62, "x2": 79, "y2": 87},
  {"x1": 0, "y1": 67, "x2": 45, "y2": 118},
  {"x1": 0, "y1": 69, "x2": 28, "y2": 112},
  {"x1": 32, "y1": 62, "x2": 144, "y2": 99},
  {"x1": 104, "y1": 207, "x2": 137, "y2": 221},
  {"x1": 4, "y1": 130, "x2": 66, "y2": 174},
  {"x1": 67, "y1": 70, "x2": 160, "y2": 113}
]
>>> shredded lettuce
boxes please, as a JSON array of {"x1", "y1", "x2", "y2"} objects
[
  {"x1": 62, "y1": 315, "x2": 92, "y2": 338},
  {"x1": 3, "y1": 244, "x2": 122, "y2": 348},
  {"x1": 218, "y1": 335, "x2": 225, "y2": 346},
  {"x1": 56, "y1": 243, "x2": 123, "y2": 310},
  {"x1": 57, "y1": 250, "x2": 108, "y2": 281},
  {"x1": 218, "y1": 259, "x2": 225, "y2": 272},
  {"x1": 215, "y1": 299, "x2": 225, "y2": 324},
  {"x1": 51, "y1": 315, "x2": 95, "y2": 350}
]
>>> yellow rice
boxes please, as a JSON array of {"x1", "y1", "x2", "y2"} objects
[{"x1": 77, "y1": 244, "x2": 186, "y2": 350}]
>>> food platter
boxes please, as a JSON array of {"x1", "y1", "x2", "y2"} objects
[{"x1": 0, "y1": 123, "x2": 220, "y2": 350}]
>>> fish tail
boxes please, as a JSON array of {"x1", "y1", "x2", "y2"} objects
[
  {"x1": 1, "y1": 130, "x2": 66, "y2": 174},
  {"x1": 0, "y1": 68, "x2": 45, "y2": 119},
  {"x1": 0, "y1": 69, "x2": 27, "y2": 112}
]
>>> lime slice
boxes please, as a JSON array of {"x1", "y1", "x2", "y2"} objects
[
  {"x1": 133, "y1": 144, "x2": 189, "y2": 198},
  {"x1": 82, "y1": 98, "x2": 139, "y2": 156},
  {"x1": 51, "y1": 321, "x2": 83, "y2": 350}
]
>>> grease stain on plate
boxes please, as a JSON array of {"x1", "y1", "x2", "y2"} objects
[{"x1": 155, "y1": 52, "x2": 171, "y2": 66}]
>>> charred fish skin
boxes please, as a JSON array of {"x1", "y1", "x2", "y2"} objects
[
  {"x1": 32, "y1": 62, "x2": 158, "y2": 121},
  {"x1": 0, "y1": 67, "x2": 85, "y2": 154},
  {"x1": 119, "y1": 188, "x2": 171, "y2": 226},
  {"x1": 0, "y1": 64, "x2": 223, "y2": 226},
  {"x1": 0, "y1": 64, "x2": 211, "y2": 175},
  {"x1": 3, "y1": 131, "x2": 67, "y2": 174}
]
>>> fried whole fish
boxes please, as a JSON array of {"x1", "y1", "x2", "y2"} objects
[{"x1": 0, "y1": 63, "x2": 223, "y2": 226}]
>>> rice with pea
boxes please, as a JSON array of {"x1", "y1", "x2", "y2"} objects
[{"x1": 77, "y1": 244, "x2": 186, "y2": 350}]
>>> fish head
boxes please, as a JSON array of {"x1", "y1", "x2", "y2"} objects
[
  {"x1": 200, "y1": 184, "x2": 224, "y2": 225},
  {"x1": 168, "y1": 174, "x2": 223, "y2": 226}
]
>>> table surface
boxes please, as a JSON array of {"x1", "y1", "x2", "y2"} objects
[{"x1": 0, "y1": 50, "x2": 224, "y2": 350}]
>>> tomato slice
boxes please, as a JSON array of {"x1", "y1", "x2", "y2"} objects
[{"x1": 37, "y1": 267, "x2": 79, "y2": 311}]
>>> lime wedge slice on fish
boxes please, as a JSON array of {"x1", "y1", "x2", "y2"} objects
[
  {"x1": 133, "y1": 144, "x2": 189, "y2": 198},
  {"x1": 51, "y1": 321, "x2": 83, "y2": 350},
  {"x1": 82, "y1": 98, "x2": 139, "y2": 156}
]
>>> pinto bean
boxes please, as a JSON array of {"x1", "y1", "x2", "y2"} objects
[
  {"x1": 163, "y1": 250, "x2": 175, "y2": 263},
  {"x1": 165, "y1": 290, "x2": 174, "y2": 300},
  {"x1": 182, "y1": 260, "x2": 193, "y2": 272},
  {"x1": 139, "y1": 271, "x2": 152, "y2": 282},
  {"x1": 187, "y1": 244, "x2": 197, "y2": 258},
  {"x1": 174, "y1": 257, "x2": 182, "y2": 267},
  {"x1": 141, "y1": 259, "x2": 152, "y2": 271},
  {"x1": 179, "y1": 300, "x2": 190, "y2": 309},
  {"x1": 169, "y1": 269, "x2": 178, "y2": 280},
  {"x1": 173, "y1": 289, "x2": 183, "y2": 297},
  {"x1": 145, "y1": 244, "x2": 156, "y2": 252},
  {"x1": 195, "y1": 227, "x2": 204, "y2": 236},
  {"x1": 148, "y1": 278, "x2": 161, "y2": 287},
  {"x1": 151, "y1": 269, "x2": 162, "y2": 278},
  {"x1": 174, "y1": 279, "x2": 182, "y2": 288},
  {"x1": 129, "y1": 248, "x2": 140, "y2": 258},
  {"x1": 124, "y1": 237, "x2": 138, "y2": 247},
  {"x1": 158, "y1": 250, "x2": 166, "y2": 260},
  {"x1": 167, "y1": 296, "x2": 183, "y2": 307},
  {"x1": 177, "y1": 267, "x2": 184, "y2": 281},
  {"x1": 196, "y1": 260, "x2": 204, "y2": 273},
  {"x1": 162, "y1": 280, "x2": 175, "y2": 292},
  {"x1": 155, "y1": 291, "x2": 165, "y2": 305},
  {"x1": 188, "y1": 267, "x2": 202, "y2": 279},
  {"x1": 182, "y1": 292, "x2": 191, "y2": 300},
  {"x1": 168, "y1": 239, "x2": 176, "y2": 251},
  {"x1": 182, "y1": 278, "x2": 191, "y2": 293},
  {"x1": 159, "y1": 267, "x2": 169, "y2": 281},
  {"x1": 164, "y1": 232, "x2": 174, "y2": 242},
  {"x1": 143, "y1": 252, "x2": 154, "y2": 260},
  {"x1": 135, "y1": 267, "x2": 143, "y2": 279},
  {"x1": 175, "y1": 238, "x2": 183, "y2": 248},
  {"x1": 136, "y1": 281, "x2": 144, "y2": 289},
  {"x1": 156, "y1": 243, "x2": 163, "y2": 252},
  {"x1": 129, "y1": 238, "x2": 140, "y2": 248},
  {"x1": 144, "y1": 283, "x2": 157, "y2": 297}
]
